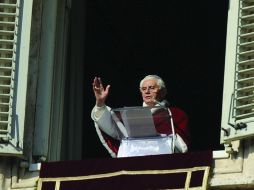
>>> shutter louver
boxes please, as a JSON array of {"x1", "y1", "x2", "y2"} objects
[
  {"x1": 234, "y1": 0, "x2": 254, "y2": 120},
  {"x1": 0, "y1": 1, "x2": 17, "y2": 139}
]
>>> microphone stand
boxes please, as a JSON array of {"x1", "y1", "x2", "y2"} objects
[{"x1": 153, "y1": 100, "x2": 176, "y2": 153}]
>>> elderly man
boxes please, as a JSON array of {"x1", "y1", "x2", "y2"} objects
[{"x1": 91, "y1": 75, "x2": 190, "y2": 157}]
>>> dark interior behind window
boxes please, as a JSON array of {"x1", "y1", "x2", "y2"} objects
[{"x1": 67, "y1": 0, "x2": 229, "y2": 158}]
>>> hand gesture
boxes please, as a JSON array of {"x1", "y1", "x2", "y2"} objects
[{"x1": 92, "y1": 77, "x2": 110, "y2": 107}]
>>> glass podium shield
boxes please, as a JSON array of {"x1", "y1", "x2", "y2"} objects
[{"x1": 112, "y1": 106, "x2": 174, "y2": 157}]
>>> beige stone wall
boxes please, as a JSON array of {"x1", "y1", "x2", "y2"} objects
[
  {"x1": 210, "y1": 139, "x2": 254, "y2": 189},
  {"x1": 0, "y1": 157, "x2": 39, "y2": 190},
  {"x1": 0, "y1": 157, "x2": 11, "y2": 190}
]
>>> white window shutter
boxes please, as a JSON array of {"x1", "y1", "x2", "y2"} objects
[
  {"x1": 0, "y1": 0, "x2": 33, "y2": 155},
  {"x1": 221, "y1": 0, "x2": 254, "y2": 143}
]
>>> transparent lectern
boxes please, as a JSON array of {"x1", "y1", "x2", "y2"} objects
[{"x1": 111, "y1": 106, "x2": 174, "y2": 157}]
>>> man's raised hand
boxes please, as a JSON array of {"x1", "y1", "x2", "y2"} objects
[{"x1": 92, "y1": 77, "x2": 110, "y2": 107}]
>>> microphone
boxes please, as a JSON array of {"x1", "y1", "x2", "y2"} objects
[
  {"x1": 153, "y1": 98, "x2": 161, "y2": 105},
  {"x1": 152, "y1": 98, "x2": 169, "y2": 107}
]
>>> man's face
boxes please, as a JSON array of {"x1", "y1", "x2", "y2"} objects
[{"x1": 140, "y1": 79, "x2": 162, "y2": 106}]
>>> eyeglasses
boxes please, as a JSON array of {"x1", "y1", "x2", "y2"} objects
[{"x1": 140, "y1": 85, "x2": 159, "y2": 93}]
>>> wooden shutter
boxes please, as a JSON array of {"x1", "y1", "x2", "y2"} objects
[
  {"x1": 221, "y1": 0, "x2": 254, "y2": 143},
  {"x1": 0, "y1": 0, "x2": 33, "y2": 155}
]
